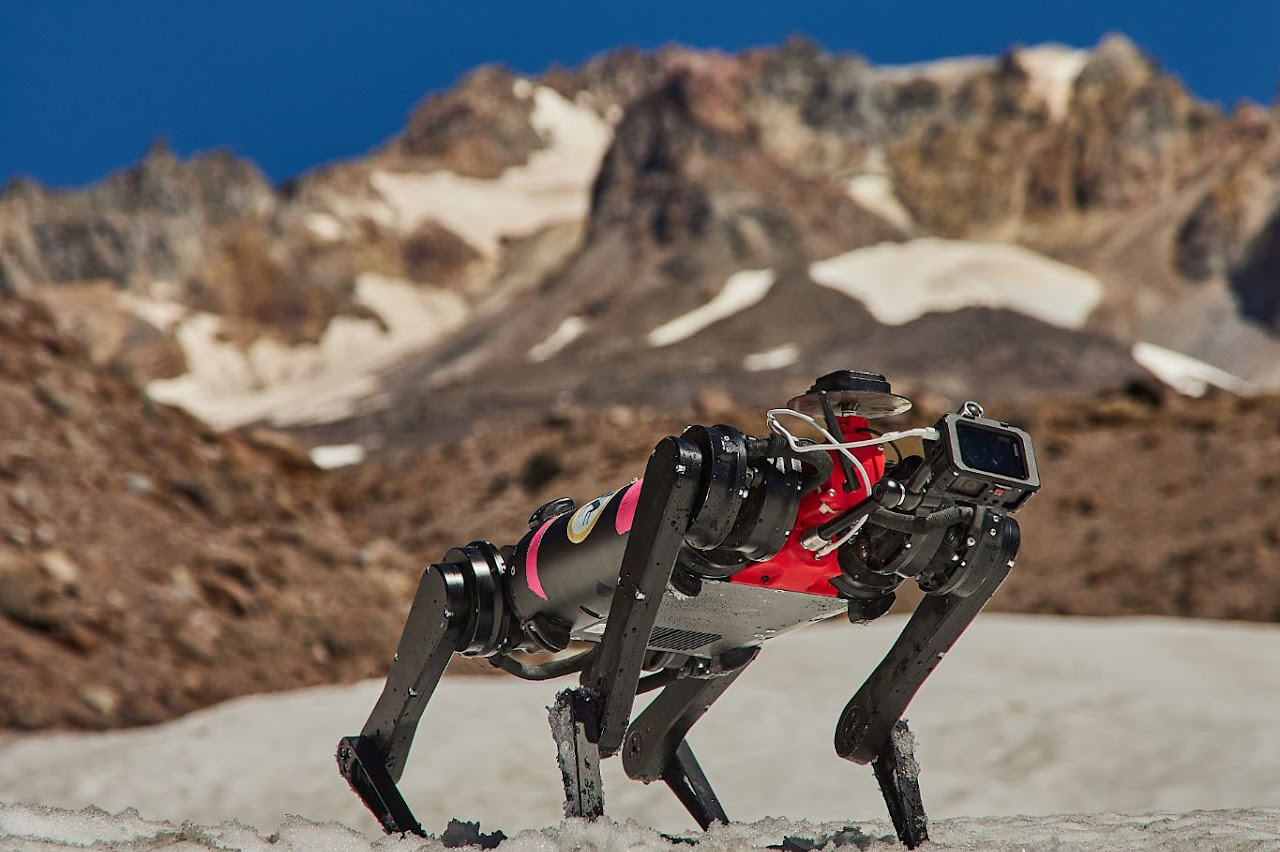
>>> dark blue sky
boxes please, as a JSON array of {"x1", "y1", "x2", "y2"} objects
[{"x1": 4, "y1": 1, "x2": 1278, "y2": 188}]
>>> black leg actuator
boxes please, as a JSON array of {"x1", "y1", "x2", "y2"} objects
[
  {"x1": 622, "y1": 648, "x2": 759, "y2": 828},
  {"x1": 836, "y1": 511, "x2": 1020, "y2": 848},
  {"x1": 550, "y1": 436, "x2": 707, "y2": 821}
]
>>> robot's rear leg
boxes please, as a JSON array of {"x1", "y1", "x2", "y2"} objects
[
  {"x1": 337, "y1": 563, "x2": 463, "y2": 836},
  {"x1": 621, "y1": 648, "x2": 759, "y2": 829}
]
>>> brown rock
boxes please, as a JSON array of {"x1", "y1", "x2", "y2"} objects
[
  {"x1": 0, "y1": 547, "x2": 75, "y2": 629},
  {"x1": 77, "y1": 683, "x2": 121, "y2": 718},
  {"x1": 38, "y1": 550, "x2": 80, "y2": 587},
  {"x1": 34, "y1": 375, "x2": 94, "y2": 420},
  {"x1": 174, "y1": 609, "x2": 223, "y2": 661}
]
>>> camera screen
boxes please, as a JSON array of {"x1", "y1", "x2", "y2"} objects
[{"x1": 956, "y1": 422, "x2": 1027, "y2": 479}]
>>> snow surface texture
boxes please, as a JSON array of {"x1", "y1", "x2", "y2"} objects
[
  {"x1": 143, "y1": 272, "x2": 469, "y2": 429},
  {"x1": 368, "y1": 84, "x2": 612, "y2": 256},
  {"x1": 809, "y1": 239, "x2": 1103, "y2": 329},
  {"x1": 2, "y1": 803, "x2": 1279, "y2": 852},
  {"x1": 4, "y1": 615, "x2": 1280, "y2": 846},
  {"x1": 648, "y1": 269, "x2": 777, "y2": 347},
  {"x1": 1131, "y1": 341, "x2": 1257, "y2": 397}
]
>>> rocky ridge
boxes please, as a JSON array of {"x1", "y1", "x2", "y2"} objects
[{"x1": 0, "y1": 36, "x2": 1277, "y2": 447}]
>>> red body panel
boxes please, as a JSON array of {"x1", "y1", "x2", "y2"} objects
[{"x1": 728, "y1": 415, "x2": 885, "y2": 596}]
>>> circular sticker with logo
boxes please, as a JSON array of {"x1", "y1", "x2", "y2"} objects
[{"x1": 566, "y1": 488, "x2": 620, "y2": 544}]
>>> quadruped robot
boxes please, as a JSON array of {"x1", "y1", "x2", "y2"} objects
[{"x1": 337, "y1": 370, "x2": 1040, "y2": 848}]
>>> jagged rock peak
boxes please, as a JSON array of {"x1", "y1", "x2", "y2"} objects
[
  {"x1": 1082, "y1": 32, "x2": 1152, "y2": 86},
  {"x1": 396, "y1": 65, "x2": 542, "y2": 178}
]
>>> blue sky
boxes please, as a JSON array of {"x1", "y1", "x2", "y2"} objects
[{"x1": 3, "y1": 1, "x2": 1278, "y2": 188}]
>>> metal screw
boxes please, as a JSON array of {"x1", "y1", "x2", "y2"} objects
[{"x1": 965, "y1": 537, "x2": 976, "y2": 547}]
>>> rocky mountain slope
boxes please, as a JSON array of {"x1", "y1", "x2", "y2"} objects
[
  {"x1": 1, "y1": 297, "x2": 1278, "y2": 731},
  {"x1": 2, "y1": 35, "x2": 1278, "y2": 449},
  {"x1": 0, "y1": 298, "x2": 427, "y2": 729}
]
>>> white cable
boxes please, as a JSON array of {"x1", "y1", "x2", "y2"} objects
[
  {"x1": 766, "y1": 408, "x2": 873, "y2": 494},
  {"x1": 765, "y1": 408, "x2": 941, "y2": 496},
  {"x1": 816, "y1": 515, "x2": 867, "y2": 559}
]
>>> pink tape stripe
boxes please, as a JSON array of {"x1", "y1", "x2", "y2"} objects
[
  {"x1": 525, "y1": 517, "x2": 556, "y2": 600},
  {"x1": 615, "y1": 479, "x2": 643, "y2": 535}
]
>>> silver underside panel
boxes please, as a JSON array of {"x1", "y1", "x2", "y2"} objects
[{"x1": 570, "y1": 579, "x2": 847, "y2": 658}]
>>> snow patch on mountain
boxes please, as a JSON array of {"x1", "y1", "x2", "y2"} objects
[
  {"x1": 1132, "y1": 341, "x2": 1258, "y2": 397},
  {"x1": 876, "y1": 56, "x2": 995, "y2": 87},
  {"x1": 302, "y1": 211, "x2": 344, "y2": 241},
  {"x1": 648, "y1": 269, "x2": 777, "y2": 347},
  {"x1": 875, "y1": 45, "x2": 1088, "y2": 121},
  {"x1": 1016, "y1": 45, "x2": 1090, "y2": 121},
  {"x1": 809, "y1": 239, "x2": 1103, "y2": 329},
  {"x1": 743, "y1": 343, "x2": 801, "y2": 372},
  {"x1": 847, "y1": 175, "x2": 914, "y2": 232},
  {"x1": 368, "y1": 85, "x2": 611, "y2": 256},
  {"x1": 309, "y1": 444, "x2": 366, "y2": 469},
  {"x1": 528, "y1": 316, "x2": 589, "y2": 362},
  {"x1": 143, "y1": 272, "x2": 469, "y2": 428}
]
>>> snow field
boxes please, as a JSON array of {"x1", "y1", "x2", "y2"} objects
[
  {"x1": 368, "y1": 84, "x2": 612, "y2": 256},
  {"x1": 742, "y1": 343, "x2": 801, "y2": 372},
  {"x1": 3, "y1": 803, "x2": 1280, "y2": 852},
  {"x1": 647, "y1": 270, "x2": 777, "y2": 347},
  {"x1": 1131, "y1": 341, "x2": 1257, "y2": 397},
  {"x1": 875, "y1": 45, "x2": 1088, "y2": 121},
  {"x1": 846, "y1": 174, "x2": 915, "y2": 232},
  {"x1": 809, "y1": 238, "x2": 1104, "y2": 329},
  {"x1": 1015, "y1": 45, "x2": 1090, "y2": 122},
  {"x1": 3, "y1": 614, "x2": 1279, "y2": 843},
  {"x1": 528, "y1": 316, "x2": 590, "y2": 363},
  {"x1": 142, "y1": 272, "x2": 470, "y2": 429}
]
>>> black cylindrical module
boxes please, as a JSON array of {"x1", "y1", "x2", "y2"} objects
[{"x1": 507, "y1": 480, "x2": 644, "y2": 640}]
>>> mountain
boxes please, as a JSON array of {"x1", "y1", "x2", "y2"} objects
[{"x1": 2, "y1": 35, "x2": 1277, "y2": 452}]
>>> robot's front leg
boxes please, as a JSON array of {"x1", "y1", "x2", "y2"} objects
[
  {"x1": 548, "y1": 434, "x2": 709, "y2": 821},
  {"x1": 836, "y1": 509, "x2": 1021, "y2": 848},
  {"x1": 622, "y1": 647, "x2": 759, "y2": 829}
]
